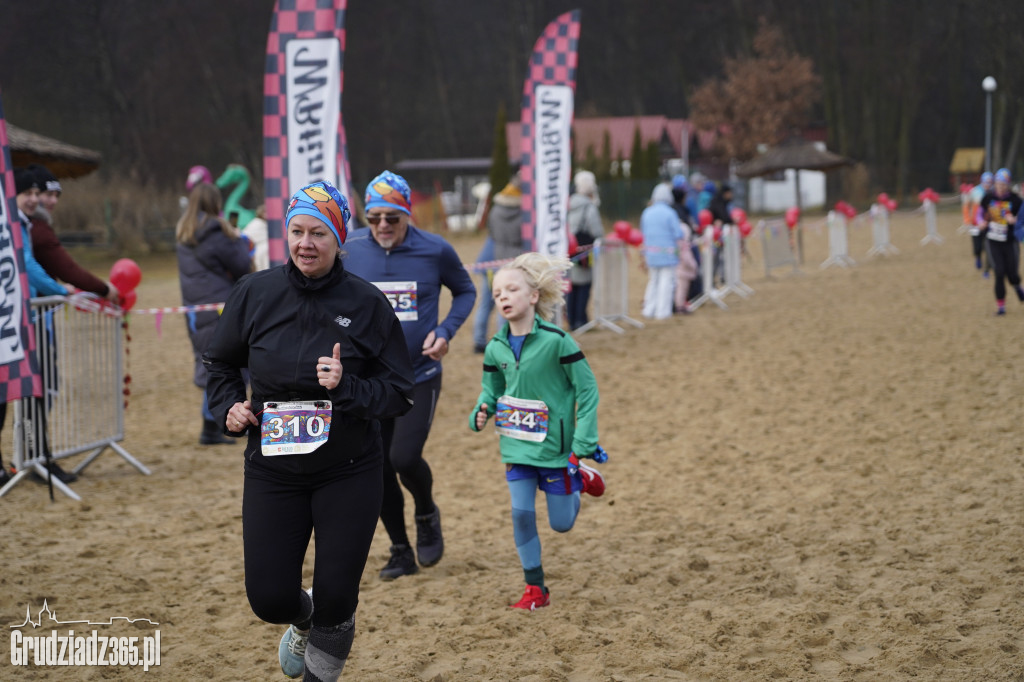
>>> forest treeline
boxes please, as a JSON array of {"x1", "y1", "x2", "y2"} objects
[{"x1": 2, "y1": 0, "x2": 1023, "y2": 200}]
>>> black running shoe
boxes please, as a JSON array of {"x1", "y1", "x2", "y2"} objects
[
  {"x1": 415, "y1": 506, "x2": 444, "y2": 567},
  {"x1": 379, "y1": 544, "x2": 419, "y2": 581}
]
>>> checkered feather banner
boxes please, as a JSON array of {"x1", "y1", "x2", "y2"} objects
[
  {"x1": 263, "y1": 0, "x2": 352, "y2": 266},
  {"x1": 0, "y1": 88, "x2": 41, "y2": 402},
  {"x1": 519, "y1": 10, "x2": 581, "y2": 257}
]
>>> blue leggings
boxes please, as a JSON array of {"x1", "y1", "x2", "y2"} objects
[{"x1": 507, "y1": 477, "x2": 580, "y2": 574}]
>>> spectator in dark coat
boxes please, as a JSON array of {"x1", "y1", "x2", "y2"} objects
[{"x1": 175, "y1": 182, "x2": 252, "y2": 445}]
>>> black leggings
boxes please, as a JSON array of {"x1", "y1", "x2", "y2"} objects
[
  {"x1": 972, "y1": 233, "x2": 990, "y2": 271},
  {"x1": 987, "y1": 239, "x2": 1021, "y2": 301},
  {"x1": 379, "y1": 375, "x2": 441, "y2": 544},
  {"x1": 242, "y1": 460, "x2": 382, "y2": 627}
]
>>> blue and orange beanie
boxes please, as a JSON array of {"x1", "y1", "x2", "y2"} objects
[
  {"x1": 286, "y1": 180, "x2": 351, "y2": 247},
  {"x1": 364, "y1": 171, "x2": 412, "y2": 216}
]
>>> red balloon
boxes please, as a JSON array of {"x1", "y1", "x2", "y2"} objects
[
  {"x1": 886, "y1": 198, "x2": 898, "y2": 211},
  {"x1": 738, "y1": 221, "x2": 752, "y2": 237},
  {"x1": 120, "y1": 289, "x2": 137, "y2": 312},
  {"x1": 602, "y1": 232, "x2": 624, "y2": 245},
  {"x1": 877, "y1": 192, "x2": 889, "y2": 204},
  {"x1": 613, "y1": 220, "x2": 632, "y2": 239},
  {"x1": 834, "y1": 201, "x2": 856, "y2": 219},
  {"x1": 567, "y1": 231, "x2": 579, "y2": 255},
  {"x1": 730, "y1": 207, "x2": 747, "y2": 225},
  {"x1": 698, "y1": 209, "x2": 713, "y2": 227},
  {"x1": 110, "y1": 258, "x2": 142, "y2": 293},
  {"x1": 784, "y1": 206, "x2": 800, "y2": 228},
  {"x1": 626, "y1": 227, "x2": 644, "y2": 246}
]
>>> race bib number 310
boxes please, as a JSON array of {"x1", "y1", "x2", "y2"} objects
[
  {"x1": 373, "y1": 281, "x2": 418, "y2": 321},
  {"x1": 261, "y1": 401, "x2": 332, "y2": 456},
  {"x1": 495, "y1": 396, "x2": 549, "y2": 442}
]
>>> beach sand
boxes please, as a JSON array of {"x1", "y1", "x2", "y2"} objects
[{"x1": 3, "y1": 206, "x2": 1023, "y2": 680}]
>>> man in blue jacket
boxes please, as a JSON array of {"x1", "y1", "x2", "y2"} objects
[{"x1": 344, "y1": 170, "x2": 476, "y2": 579}]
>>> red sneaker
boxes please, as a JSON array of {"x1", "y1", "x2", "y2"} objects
[
  {"x1": 510, "y1": 585, "x2": 550, "y2": 610},
  {"x1": 578, "y1": 462, "x2": 605, "y2": 497}
]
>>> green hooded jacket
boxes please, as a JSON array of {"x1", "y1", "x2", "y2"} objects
[{"x1": 469, "y1": 314, "x2": 599, "y2": 468}]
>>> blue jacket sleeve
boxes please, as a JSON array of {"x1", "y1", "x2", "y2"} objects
[{"x1": 434, "y1": 242, "x2": 477, "y2": 342}]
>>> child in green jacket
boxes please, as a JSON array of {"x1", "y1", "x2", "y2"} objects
[{"x1": 470, "y1": 252, "x2": 605, "y2": 610}]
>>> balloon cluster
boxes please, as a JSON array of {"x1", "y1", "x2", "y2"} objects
[
  {"x1": 109, "y1": 258, "x2": 142, "y2": 312},
  {"x1": 607, "y1": 220, "x2": 643, "y2": 246},
  {"x1": 917, "y1": 188, "x2": 940, "y2": 204},
  {"x1": 784, "y1": 206, "x2": 801, "y2": 229},
  {"x1": 876, "y1": 193, "x2": 898, "y2": 211},
  {"x1": 834, "y1": 201, "x2": 857, "y2": 219},
  {"x1": 730, "y1": 208, "x2": 753, "y2": 237}
]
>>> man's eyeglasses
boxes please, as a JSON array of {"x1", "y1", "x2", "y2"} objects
[{"x1": 367, "y1": 214, "x2": 403, "y2": 225}]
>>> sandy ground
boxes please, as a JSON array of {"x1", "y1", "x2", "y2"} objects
[{"x1": 2, "y1": 205, "x2": 1023, "y2": 681}]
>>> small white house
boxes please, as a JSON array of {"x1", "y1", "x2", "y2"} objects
[{"x1": 746, "y1": 168, "x2": 827, "y2": 213}]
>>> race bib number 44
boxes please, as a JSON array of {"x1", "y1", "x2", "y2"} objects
[
  {"x1": 261, "y1": 401, "x2": 332, "y2": 456},
  {"x1": 373, "y1": 281, "x2": 418, "y2": 321},
  {"x1": 495, "y1": 396, "x2": 549, "y2": 442}
]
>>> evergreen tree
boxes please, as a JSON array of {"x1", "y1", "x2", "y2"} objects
[
  {"x1": 645, "y1": 140, "x2": 661, "y2": 179},
  {"x1": 597, "y1": 130, "x2": 613, "y2": 181},
  {"x1": 629, "y1": 126, "x2": 644, "y2": 180},
  {"x1": 583, "y1": 144, "x2": 598, "y2": 173},
  {"x1": 487, "y1": 101, "x2": 511, "y2": 200}
]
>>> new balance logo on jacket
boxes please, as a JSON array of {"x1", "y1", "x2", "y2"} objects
[{"x1": 335, "y1": 316, "x2": 351, "y2": 327}]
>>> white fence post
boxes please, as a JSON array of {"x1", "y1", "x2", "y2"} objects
[
  {"x1": 867, "y1": 203, "x2": 899, "y2": 257},
  {"x1": 821, "y1": 211, "x2": 856, "y2": 269},
  {"x1": 689, "y1": 229, "x2": 728, "y2": 310},
  {"x1": 719, "y1": 225, "x2": 753, "y2": 298},
  {"x1": 920, "y1": 199, "x2": 944, "y2": 245}
]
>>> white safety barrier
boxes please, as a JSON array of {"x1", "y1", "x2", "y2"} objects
[
  {"x1": 573, "y1": 238, "x2": 644, "y2": 335},
  {"x1": 689, "y1": 229, "x2": 728, "y2": 310},
  {"x1": 760, "y1": 219, "x2": 800, "y2": 278},
  {"x1": 720, "y1": 225, "x2": 753, "y2": 299},
  {"x1": 920, "y1": 199, "x2": 943, "y2": 245},
  {"x1": 957, "y1": 190, "x2": 972, "y2": 235},
  {"x1": 0, "y1": 294, "x2": 148, "y2": 501},
  {"x1": 821, "y1": 211, "x2": 856, "y2": 268},
  {"x1": 867, "y1": 203, "x2": 899, "y2": 257}
]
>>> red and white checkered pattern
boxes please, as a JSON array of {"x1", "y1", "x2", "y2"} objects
[
  {"x1": 519, "y1": 10, "x2": 581, "y2": 247},
  {"x1": 0, "y1": 89, "x2": 42, "y2": 402},
  {"x1": 263, "y1": 0, "x2": 351, "y2": 266}
]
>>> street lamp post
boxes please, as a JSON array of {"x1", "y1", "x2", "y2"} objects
[{"x1": 983, "y1": 76, "x2": 997, "y2": 173}]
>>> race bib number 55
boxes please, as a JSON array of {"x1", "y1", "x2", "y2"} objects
[
  {"x1": 373, "y1": 281, "x2": 418, "y2": 321},
  {"x1": 261, "y1": 401, "x2": 332, "y2": 456},
  {"x1": 495, "y1": 396, "x2": 549, "y2": 442}
]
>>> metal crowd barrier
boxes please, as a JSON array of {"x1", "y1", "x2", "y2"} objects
[
  {"x1": 760, "y1": 219, "x2": 801, "y2": 278},
  {"x1": 573, "y1": 238, "x2": 644, "y2": 336},
  {"x1": 0, "y1": 294, "x2": 148, "y2": 501}
]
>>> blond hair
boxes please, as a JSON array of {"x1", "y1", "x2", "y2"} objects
[
  {"x1": 175, "y1": 182, "x2": 236, "y2": 246},
  {"x1": 499, "y1": 252, "x2": 571, "y2": 321}
]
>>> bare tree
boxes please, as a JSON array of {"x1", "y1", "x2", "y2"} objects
[{"x1": 689, "y1": 17, "x2": 820, "y2": 161}]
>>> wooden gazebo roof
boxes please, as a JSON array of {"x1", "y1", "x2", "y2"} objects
[{"x1": 7, "y1": 123, "x2": 101, "y2": 178}]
